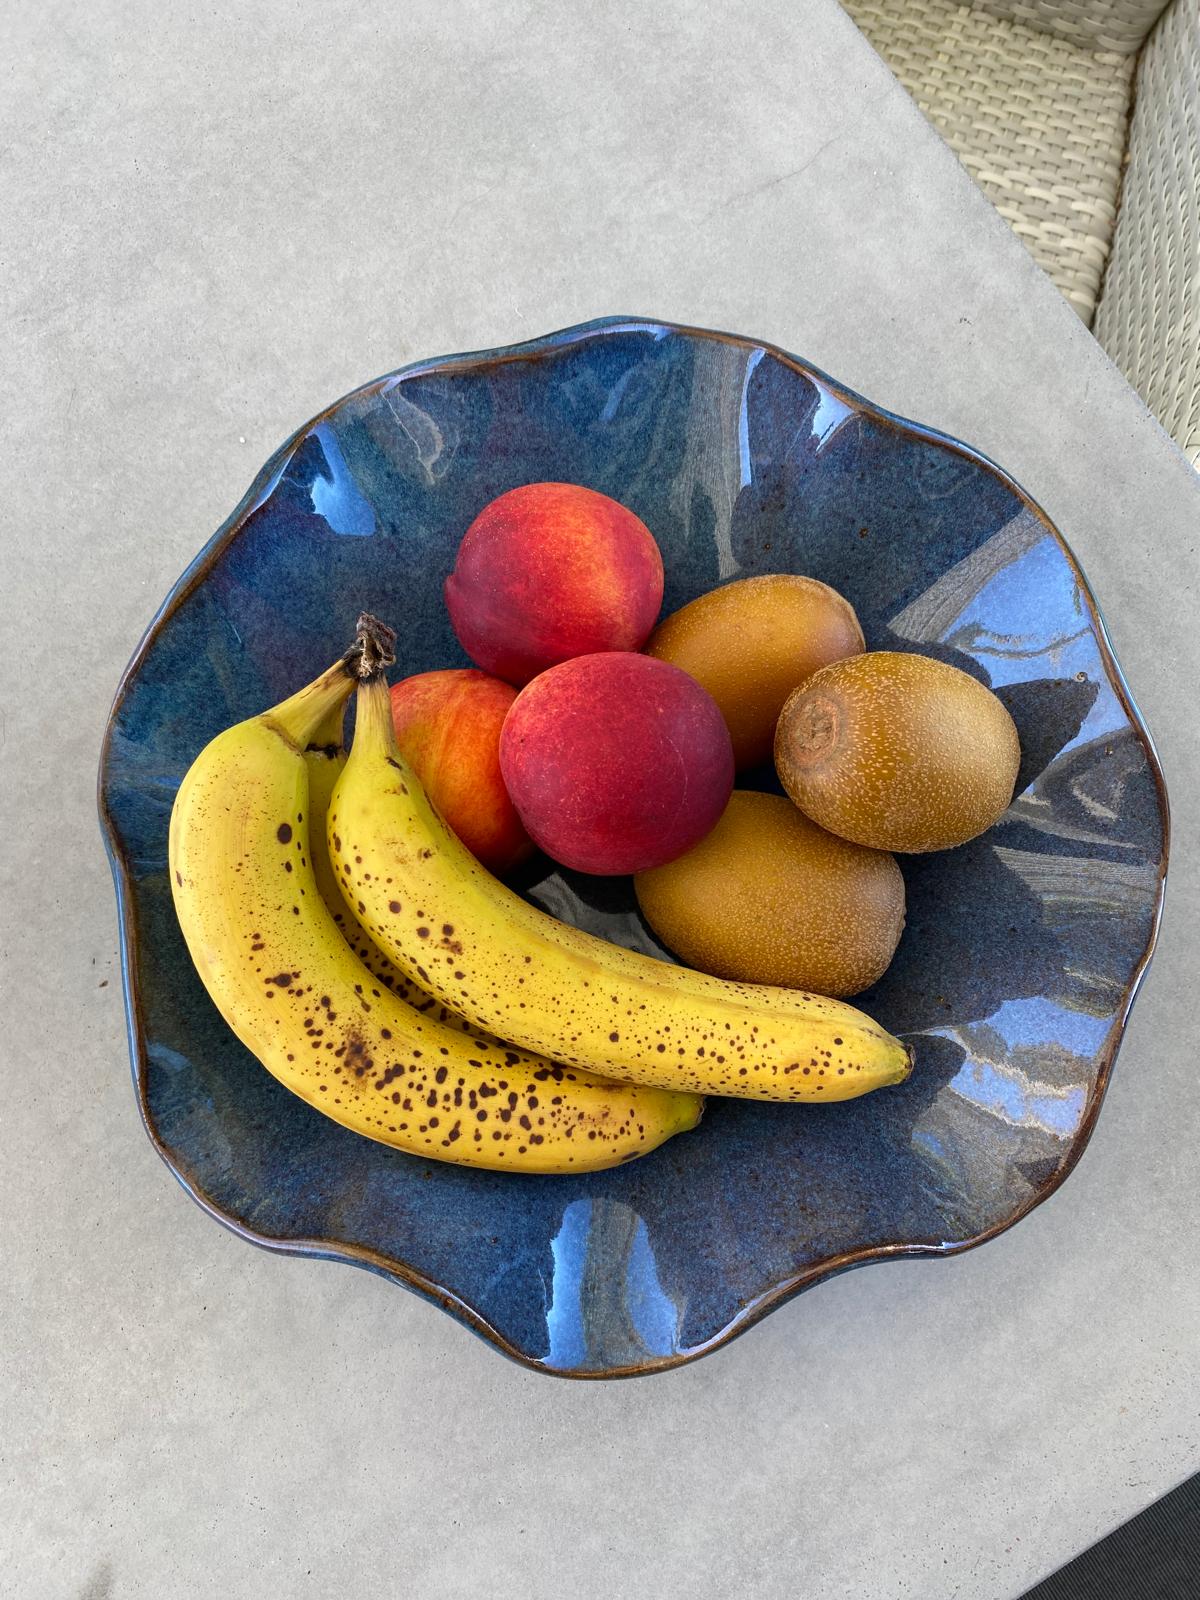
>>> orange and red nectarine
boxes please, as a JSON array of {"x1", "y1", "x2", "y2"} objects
[{"x1": 389, "y1": 669, "x2": 534, "y2": 875}]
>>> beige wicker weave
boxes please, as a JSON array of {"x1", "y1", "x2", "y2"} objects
[
  {"x1": 843, "y1": 0, "x2": 1140, "y2": 318},
  {"x1": 1096, "y1": 0, "x2": 1200, "y2": 464},
  {"x1": 843, "y1": 0, "x2": 1199, "y2": 465},
  {"x1": 969, "y1": 0, "x2": 1166, "y2": 49}
]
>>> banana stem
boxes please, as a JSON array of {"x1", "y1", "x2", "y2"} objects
[
  {"x1": 264, "y1": 662, "x2": 355, "y2": 749},
  {"x1": 262, "y1": 618, "x2": 392, "y2": 750},
  {"x1": 260, "y1": 618, "x2": 397, "y2": 750},
  {"x1": 309, "y1": 692, "x2": 349, "y2": 753},
  {"x1": 354, "y1": 672, "x2": 403, "y2": 760},
  {"x1": 351, "y1": 612, "x2": 397, "y2": 681}
]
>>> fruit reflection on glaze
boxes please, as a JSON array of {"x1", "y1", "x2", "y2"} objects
[
  {"x1": 168, "y1": 630, "x2": 702, "y2": 1173},
  {"x1": 329, "y1": 625, "x2": 914, "y2": 1104}
]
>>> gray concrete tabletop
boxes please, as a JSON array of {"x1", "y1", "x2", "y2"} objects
[{"x1": 4, "y1": 1, "x2": 1198, "y2": 1596}]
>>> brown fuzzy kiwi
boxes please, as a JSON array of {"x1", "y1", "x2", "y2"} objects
[
  {"x1": 645, "y1": 574, "x2": 864, "y2": 769},
  {"x1": 635, "y1": 791, "x2": 905, "y2": 996},
  {"x1": 775, "y1": 651, "x2": 1020, "y2": 852}
]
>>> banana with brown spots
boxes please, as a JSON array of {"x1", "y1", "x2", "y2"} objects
[
  {"x1": 168, "y1": 638, "x2": 702, "y2": 1172},
  {"x1": 304, "y1": 738, "x2": 500, "y2": 1042},
  {"x1": 330, "y1": 620, "x2": 914, "y2": 1104}
]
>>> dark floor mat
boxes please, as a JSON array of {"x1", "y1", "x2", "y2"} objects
[{"x1": 1021, "y1": 1470, "x2": 1200, "y2": 1599}]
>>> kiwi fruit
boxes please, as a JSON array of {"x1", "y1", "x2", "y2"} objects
[
  {"x1": 645, "y1": 574, "x2": 864, "y2": 769},
  {"x1": 775, "y1": 651, "x2": 1020, "y2": 852},
  {"x1": 634, "y1": 791, "x2": 905, "y2": 996}
]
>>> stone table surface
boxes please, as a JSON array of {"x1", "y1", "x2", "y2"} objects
[{"x1": 4, "y1": 2, "x2": 1198, "y2": 1597}]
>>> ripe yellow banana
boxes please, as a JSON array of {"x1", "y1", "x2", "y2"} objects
[
  {"x1": 169, "y1": 643, "x2": 702, "y2": 1172},
  {"x1": 306, "y1": 734, "x2": 575, "y2": 1081},
  {"x1": 330, "y1": 656, "x2": 915, "y2": 1103},
  {"x1": 303, "y1": 740, "x2": 492, "y2": 1040}
]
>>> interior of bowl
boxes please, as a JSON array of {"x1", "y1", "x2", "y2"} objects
[{"x1": 99, "y1": 317, "x2": 1167, "y2": 1377}]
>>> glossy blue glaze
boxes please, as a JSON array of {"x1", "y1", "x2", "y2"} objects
[{"x1": 98, "y1": 318, "x2": 1168, "y2": 1377}]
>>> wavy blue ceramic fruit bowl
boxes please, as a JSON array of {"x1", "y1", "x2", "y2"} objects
[{"x1": 99, "y1": 317, "x2": 1167, "y2": 1377}]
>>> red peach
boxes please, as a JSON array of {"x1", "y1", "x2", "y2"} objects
[
  {"x1": 499, "y1": 654, "x2": 734, "y2": 875},
  {"x1": 444, "y1": 482, "x2": 664, "y2": 685},
  {"x1": 389, "y1": 669, "x2": 534, "y2": 875}
]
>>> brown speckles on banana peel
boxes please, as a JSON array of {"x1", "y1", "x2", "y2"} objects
[
  {"x1": 168, "y1": 663, "x2": 700, "y2": 1173},
  {"x1": 332, "y1": 677, "x2": 912, "y2": 1104}
]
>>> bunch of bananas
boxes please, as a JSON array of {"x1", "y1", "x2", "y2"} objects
[{"x1": 170, "y1": 616, "x2": 913, "y2": 1174}]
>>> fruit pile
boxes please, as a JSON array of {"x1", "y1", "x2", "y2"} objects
[{"x1": 170, "y1": 481, "x2": 1020, "y2": 1175}]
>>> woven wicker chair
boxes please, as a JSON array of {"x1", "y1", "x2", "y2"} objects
[{"x1": 842, "y1": 0, "x2": 1200, "y2": 464}]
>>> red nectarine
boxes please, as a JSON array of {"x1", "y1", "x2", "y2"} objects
[
  {"x1": 445, "y1": 482, "x2": 664, "y2": 685},
  {"x1": 389, "y1": 669, "x2": 534, "y2": 875},
  {"x1": 498, "y1": 654, "x2": 734, "y2": 875}
]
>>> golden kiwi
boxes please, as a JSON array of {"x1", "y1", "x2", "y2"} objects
[
  {"x1": 775, "y1": 651, "x2": 1021, "y2": 852},
  {"x1": 634, "y1": 791, "x2": 905, "y2": 996},
  {"x1": 645, "y1": 574, "x2": 864, "y2": 769}
]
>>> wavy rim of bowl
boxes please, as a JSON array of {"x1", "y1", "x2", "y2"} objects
[{"x1": 96, "y1": 315, "x2": 1171, "y2": 1379}]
